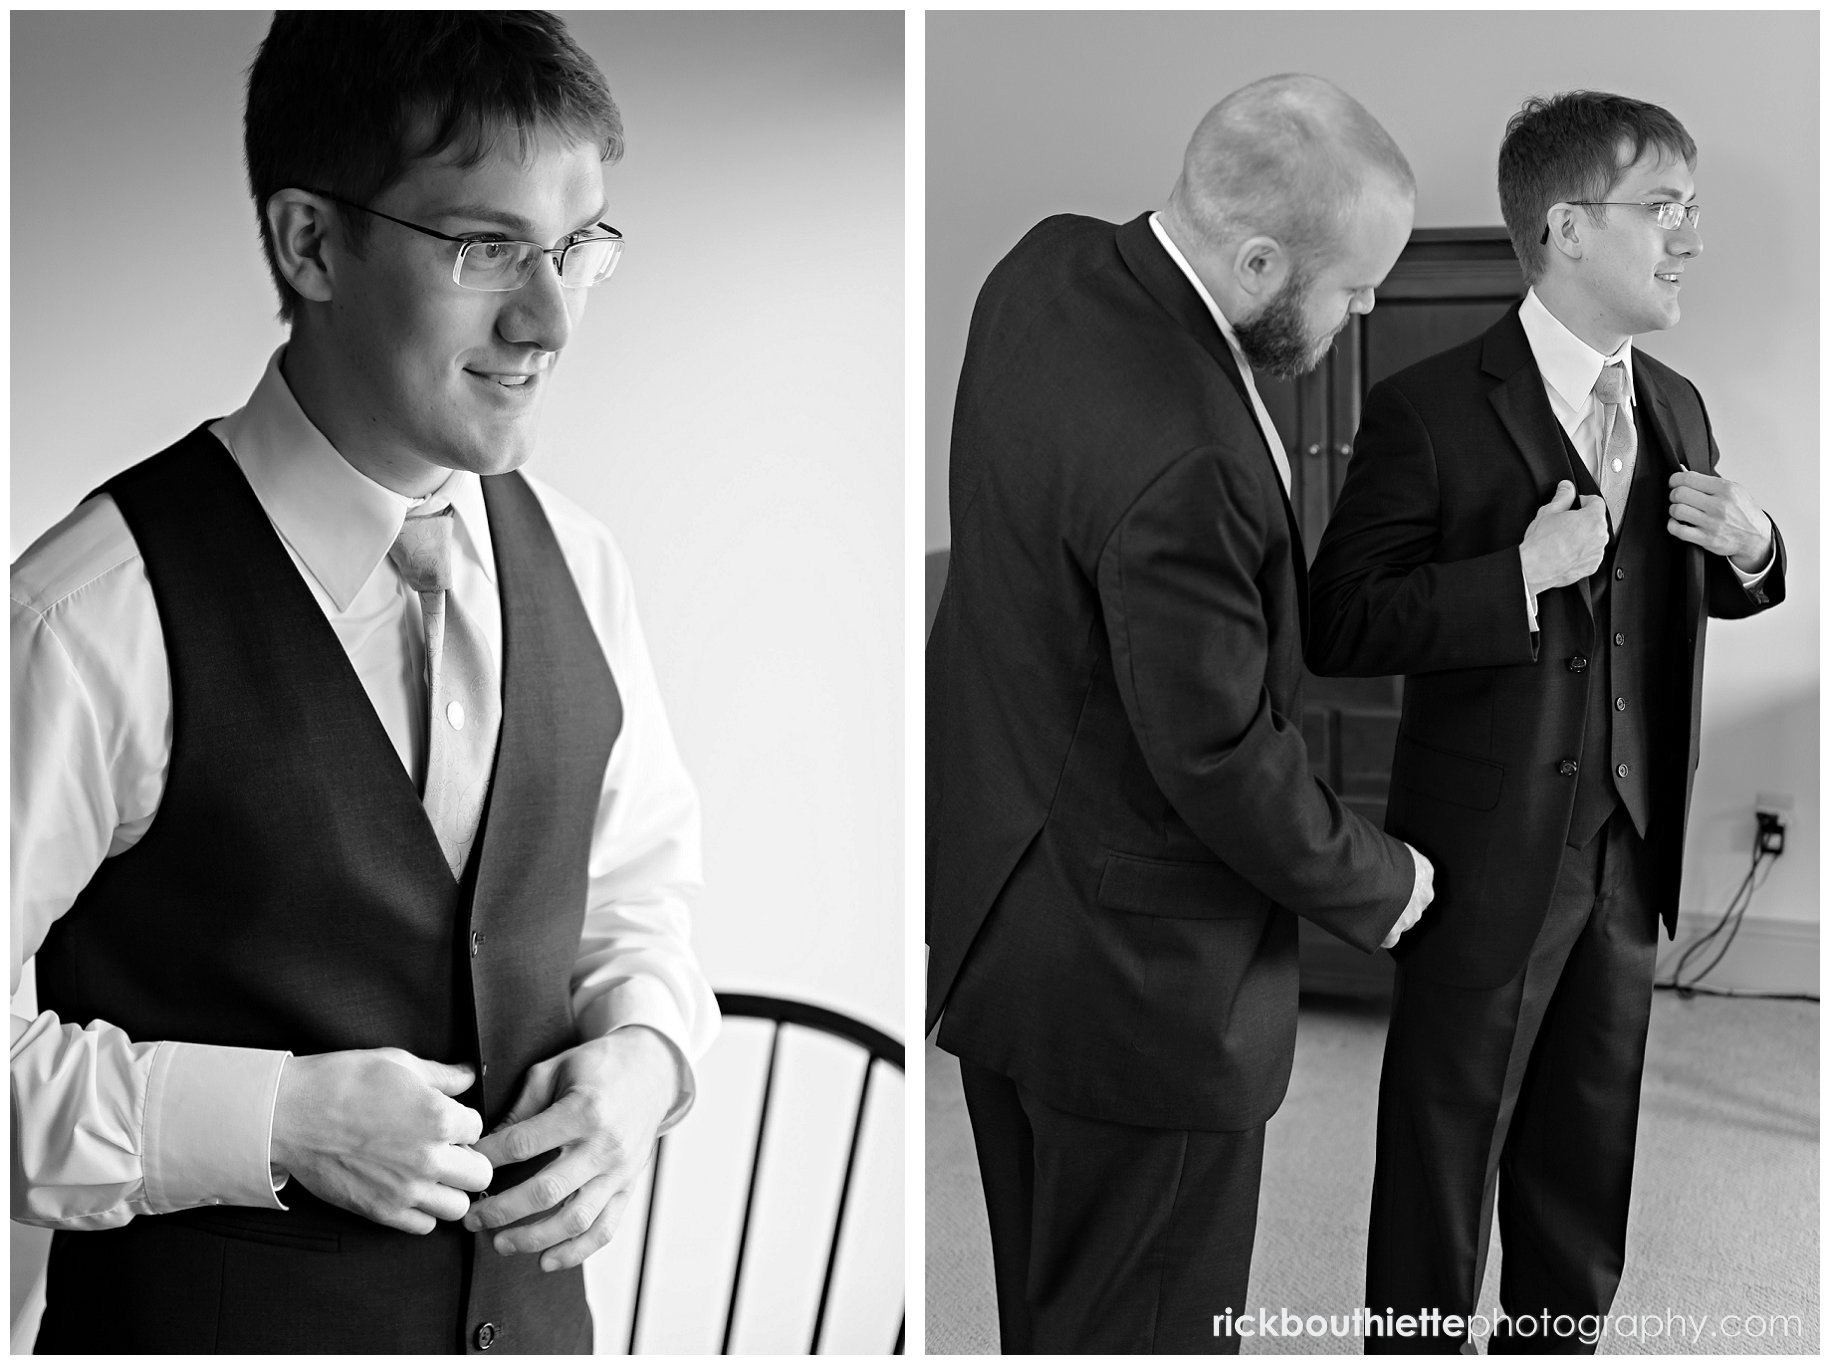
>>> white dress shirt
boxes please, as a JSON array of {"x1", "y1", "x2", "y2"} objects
[
  {"x1": 11, "y1": 347, "x2": 719, "y2": 1229},
  {"x1": 1149, "y1": 212, "x2": 1294, "y2": 495},
  {"x1": 1515, "y1": 288, "x2": 1769, "y2": 630},
  {"x1": 1518, "y1": 285, "x2": 1641, "y2": 482}
]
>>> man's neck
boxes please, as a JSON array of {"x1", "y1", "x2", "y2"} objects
[
  {"x1": 280, "y1": 339, "x2": 446, "y2": 499},
  {"x1": 1531, "y1": 277, "x2": 1630, "y2": 357},
  {"x1": 1156, "y1": 205, "x2": 1250, "y2": 324}
]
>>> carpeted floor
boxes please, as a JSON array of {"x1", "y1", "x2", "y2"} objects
[{"x1": 925, "y1": 992, "x2": 1818, "y2": 1354}]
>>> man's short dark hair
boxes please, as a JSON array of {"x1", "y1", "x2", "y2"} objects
[
  {"x1": 1498, "y1": 91, "x2": 1696, "y2": 286},
  {"x1": 245, "y1": 11, "x2": 623, "y2": 323}
]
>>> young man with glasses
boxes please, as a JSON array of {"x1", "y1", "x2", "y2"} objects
[
  {"x1": 1306, "y1": 91, "x2": 1783, "y2": 1351},
  {"x1": 12, "y1": 13, "x2": 716, "y2": 1352}
]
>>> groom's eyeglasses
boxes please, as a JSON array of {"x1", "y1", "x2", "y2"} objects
[
  {"x1": 299, "y1": 187, "x2": 624, "y2": 291},
  {"x1": 1540, "y1": 200, "x2": 1701, "y2": 244}
]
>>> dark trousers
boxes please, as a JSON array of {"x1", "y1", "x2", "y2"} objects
[
  {"x1": 1364, "y1": 806, "x2": 1659, "y2": 1355},
  {"x1": 958, "y1": 1059, "x2": 1265, "y2": 1354}
]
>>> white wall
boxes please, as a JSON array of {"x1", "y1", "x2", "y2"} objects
[
  {"x1": 11, "y1": 10, "x2": 903, "y2": 1350},
  {"x1": 926, "y1": 9, "x2": 1818, "y2": 933}
]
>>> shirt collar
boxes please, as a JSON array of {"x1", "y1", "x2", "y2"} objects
[
  {"x1": 1518, "y1": 287, "x2": 1635, "y2": 412},
  {"x1": 212, "y1": 347, "x2": 496, "y2": 610},
  {"x1": 1148, "y1": 211, "x2": 1254, "y2": 368}
]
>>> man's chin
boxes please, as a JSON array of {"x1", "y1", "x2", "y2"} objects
[
  {"x1": 453, "y1": 412, "x2": 542, "y2": 477},
  {"x1": 468, "y1": 443, "x2": 538, "y2": 477},
  {"x1": 1253, "y1": 345, "x2": 1332, "y2": 382}
]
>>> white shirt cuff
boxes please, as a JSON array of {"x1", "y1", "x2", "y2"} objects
[
  {"x1": 1731, "y1": 524, "x2": 1776, "y2": 585},
  {"x1": 576, "y1": 979, "x2": 699, "y2": 1132},
  {"x1": 1522, "y1": 560, "x2": 1540, "y2": 632},
  {"x1": 143, "y1": 1041, "x2": 291, "y2": 1213}
]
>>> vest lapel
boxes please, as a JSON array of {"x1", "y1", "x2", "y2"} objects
[
  {"x1": 466, "y1": 471, "x2": 623, "y2": 1125},
  {"x1": 147, "y1": 429, "x2": 459, "y2": 883}
]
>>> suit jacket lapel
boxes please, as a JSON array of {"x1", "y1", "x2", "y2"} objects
[
  {"x1": 1116, "y1": 213, "x2": 1254, "y2": 410},
  {"x1": 1483, "y1": 304, "x2": 1594, "y2": 621},
  {"x1": 1634, "y1": 371, "x2": 1689, "y2": 475},
  {"x1": 1633, "y1": 366, "x2": 1707, "y2": 630},
  {"x1": 1114, "y1": 213, "x2": 1310, "y2": 637}
]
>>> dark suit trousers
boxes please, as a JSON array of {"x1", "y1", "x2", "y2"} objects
[
  {"x1": 958, "y1": 1059, "x2": 1264, "y2": 1354},
  {"x1": 1364, "y1": 807, "x2": 1659, "y2": 1355}
]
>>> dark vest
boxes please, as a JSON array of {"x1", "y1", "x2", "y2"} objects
[
  {"x1": 1562, "y1": 405, "x2": 1684, "y2": 848},
  {"x1": 33, "y1": 425, "x2": 621, "y2": 1354}
]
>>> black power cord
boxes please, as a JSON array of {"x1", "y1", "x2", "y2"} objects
[{"x1": 1654, "y1": 824, "x2": 1814, "y2": 1001}]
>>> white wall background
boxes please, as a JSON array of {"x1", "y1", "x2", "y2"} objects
[
  {"x1": 925, "y1": 10, "x2": 1819, "y2": 937},
  {"x1": 11, "y1": 10, "x2": 903, "y2": 1351}
]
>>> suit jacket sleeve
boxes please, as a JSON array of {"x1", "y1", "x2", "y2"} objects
[
  {"x1": 1307, "y1": 381, "x2": 1541, "y2": 678},
  {"x1": 1096, "y1": 445, "x2": 1412, "y2": 951}
]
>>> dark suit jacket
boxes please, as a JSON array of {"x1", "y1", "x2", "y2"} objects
[
  {"x1": 927, "y1": 213, "x2": 1413, "y2": 1131},
  {"x1": 1307, "y1": 304, "x2": 1784, "y2": 989}
]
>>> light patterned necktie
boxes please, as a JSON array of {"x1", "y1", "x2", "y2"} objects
[
  {"x1": 388, "y1": 507, "x2": 502, "y2": 880},
  {"x1": 1593, "y1": 362, "x2": 1637, "y2": 530}
]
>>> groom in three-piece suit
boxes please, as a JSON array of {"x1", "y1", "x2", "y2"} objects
[
  {"x1": 927, "y1": 77, "x2": 1435, "y2": 1353},
  {"x1": 1307, "y1": 92, "x2": 1783, "y2": 1352}
]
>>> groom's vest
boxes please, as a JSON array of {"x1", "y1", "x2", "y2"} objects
[
  {"x1": 33, "y1": 425, "x2": 621, "y2": 1354},
  {"x1": 1559, "y1": 406, "x2": 1685, "y2": 849}
]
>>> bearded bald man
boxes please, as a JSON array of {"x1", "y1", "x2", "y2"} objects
[{"x1": 927, "y1": 75, "x2": 1435, "y2": 1353}]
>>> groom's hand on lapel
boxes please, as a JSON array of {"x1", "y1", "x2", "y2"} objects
[
  {"x1": 1666, "y1": 470, "x2": 1774, "y2": 572},
  {"x1": 1520, "y1": 480, "x2": 1610, "y2": 595}
]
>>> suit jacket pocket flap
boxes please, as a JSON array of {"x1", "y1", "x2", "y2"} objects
[
  {"x1": 1393, "y1": 733, "x2": 1504, "y2": 811},
  {"x1": 1097, "y1": 852, "x2": 1266, "y2": 919}
]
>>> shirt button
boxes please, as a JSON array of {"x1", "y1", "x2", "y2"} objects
[
  {"x1": 470, "y1": 930, "x2": 482, "y2": 958},
  {"x1": 1615, "y1": 697, "x2": 1627, "y2": 712},
  {"x1": 1617, "y1": 763, "x2": 1631, "y2": 779},
  {"x1": 448, "y1": 701, "x2": 467, "y2": 730},
  {"x1": 475, "y1": 1322, "x2": 498, "y2": 1351},
  {"x1": 1614, "y1": 631, "x2": 1626, "y2": 646},
  {"x1": 1559, "y1": 759, "x2": 1579, "y2": 777},
  {"x1": 1568, "y1": 655, "x2": 1588, "y2": 672},
  {"x1": 1615, "y1": 567, "x2": 1626, "y2": 580}
]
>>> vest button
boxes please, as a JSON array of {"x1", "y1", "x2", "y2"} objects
[
  {"x1": 1559, "y1": 759, "x2": 1579, "y2": 777},
  {"x1": 1617, "y1": 762, "x2": 1631, "y2": 779},
  {"x1": 470, "y1": 930, "x2": 482, "y2": 958},
  {"x1": 475, "y1": 1322, "x2": 498, "y2": 1350},
  {"x1": 1614, "y1": 631, "x2": 1626, "y2": 646},
  {"x1": 1568, "y1": 655, "x2": 1588, "y2": 672},
  {"x1": 1615, "y1": 696, "x2": 1627, "y2": 711},
  {"x1": 1615, "y1": 567, "x2": 1626, "y2": 580}
]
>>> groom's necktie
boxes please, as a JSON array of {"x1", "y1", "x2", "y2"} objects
[
  {"x1": 388, "y1": 507, "x2": 502, "y2": 879},
  {"x1": 1593, "y1": 362, "x2": 1637, "y2": 531}
]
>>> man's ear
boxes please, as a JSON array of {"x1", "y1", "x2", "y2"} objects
[
  {"x1": 1230, "y1": 234, "x2": 1290, "y2": 302},
  {"x1": 1542, "y1": 204, "x2": 1586, "y2": 264},
  {"x1": 265, "y1": 190, "x2": 337, "y2": 306}
]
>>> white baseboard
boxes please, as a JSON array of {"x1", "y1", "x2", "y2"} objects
[{"x1": 1656, "y1": 914, "x2": 1818, "y2": 996}]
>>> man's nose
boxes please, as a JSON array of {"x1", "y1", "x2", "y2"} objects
[{"x1": 498, "y1": 254, "x2": 579, "y2": 353}]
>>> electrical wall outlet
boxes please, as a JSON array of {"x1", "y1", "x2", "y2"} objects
[{"x1": 1754, "y1": 791, "x2": 1791, "y2": 857}]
